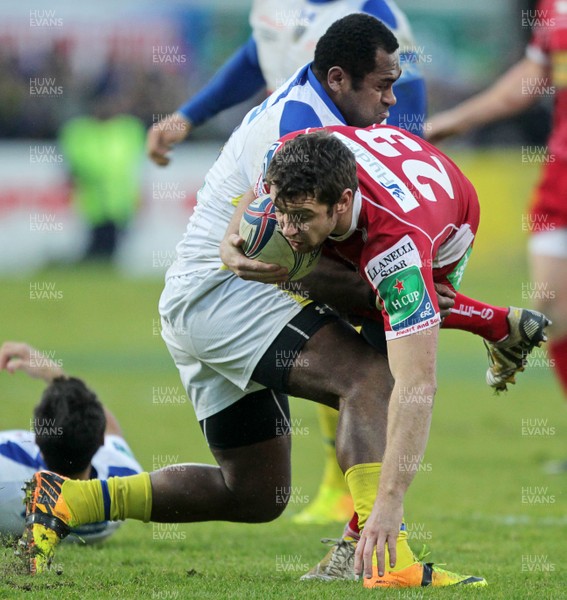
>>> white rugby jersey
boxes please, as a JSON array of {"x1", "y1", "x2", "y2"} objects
[
  {"x1": 167, "y1": 64, "x2": 346, "y2": 277},
  {"x1": 250, "y1": 0, "x2": 420, "y2": 92},
  {"x1": 0, "y1": 430, "x2": 142, "y2": 543}
]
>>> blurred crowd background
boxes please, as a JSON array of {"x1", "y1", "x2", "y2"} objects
[
  {"x1": 0, "y1": 0, "x2": 548, "y2": 141},
  {"x1": 0, "y1": 0, "x2": 256, "y2": 141},
  {"x1": 0, "y1": 0, "x2": 550, "y2": 273}
]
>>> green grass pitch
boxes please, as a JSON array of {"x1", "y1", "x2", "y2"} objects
[{"x1": 1, "y1": 150, "x2": 565, "y2": 599}]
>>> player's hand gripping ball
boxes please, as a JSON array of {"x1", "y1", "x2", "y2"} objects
[{"x1": 239, "y1": 195, "x2": 321, "y2": 280}]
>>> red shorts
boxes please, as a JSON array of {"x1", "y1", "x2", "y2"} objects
[{"x1": 529, "y1": 158, "x2": 567, "y2": 232}]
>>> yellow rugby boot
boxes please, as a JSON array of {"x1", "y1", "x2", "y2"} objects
[
  {"x1": 364, "y1": 561, "x2": 487, "y2": 588},
  {"x1": 19, "y1": 471, "x2": 72, "y2": 574}
]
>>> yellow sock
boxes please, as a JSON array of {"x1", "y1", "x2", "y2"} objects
[
  {"x1": 317, "y1": 404, "x2": 349, "y2": 492},
  {"x1": 345, "y1": 463, "x2": 415, "y2": 571},
  {"x1": 61, "y1": 473, "x2": 152, "y2": 525}
]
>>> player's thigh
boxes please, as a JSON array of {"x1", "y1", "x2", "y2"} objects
[
  {"x1": 202, "y1": 389, "x2": 292, "y2": 496},
  {"x1": 252, "y1": 304, "x2": 391, "y2": 406},
  {"x1": 529, "y1": 232, "x2": 567, "y2": 336},
  {"x1": 285, "y1": 319, "x2": 392, "y2": 405},
  {"x1": 159, "y1": 269, "x2": 306, "y2": 419}
]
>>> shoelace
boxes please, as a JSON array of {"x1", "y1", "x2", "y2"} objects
[
  {"x1": 415, "y1": 544, "x2": 451, "y2": 573},
  {"x1": 416, "y1": 544, "x2": 431, "y2": 562},
  {"x1": 318, "y1": 537, "x2": 356, "y2": 577}
]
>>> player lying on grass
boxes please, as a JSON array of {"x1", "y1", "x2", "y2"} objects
[
  {"x1": 19, "y1": 15, "x2": 547, "y2": 587},
  {"x1": 0, "y1": 341, "x2": 141, "y2": 545}
]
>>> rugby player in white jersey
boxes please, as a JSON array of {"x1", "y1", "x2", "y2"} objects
[
  {"x1": 148, "y1": 0, "x2": 429, "y2": 536},
  {"x1": 148, "y1": 0, "x2": 549, "y2": 530},
  {"x1": 0, "y1": 342, "x2": 141, "y2": 545},
  {"x1": 21, "y1": 15, "x2": 545, "y2": 588}
]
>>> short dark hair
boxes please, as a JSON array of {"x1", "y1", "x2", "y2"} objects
[
  {"x1": 34, "y1": 377, "x2": 106, "y2": 476},
  {"x1": 313, "y1": 13, "x2": 399, "y2": 89},
  {"x1": 266, "y1": 130, "x2": 358, "y2": 210}
]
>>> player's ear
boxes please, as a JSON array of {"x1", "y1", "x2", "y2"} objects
[
  {"x1": 335, "y1": 189, "x2": 353, "y2": 215},
  {"x1": 327, "y1": 66, "x2": 346, "y2": 92}
]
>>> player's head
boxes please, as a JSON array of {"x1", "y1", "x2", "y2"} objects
[
  {"x1": 266, "y1": 130, "x2": 357, "y2": 252},
  {"x1": 313, "y1": 13, "x2": 400, "y2": 128},
  {"x1": 34, "y1": 376, "x2": 106, "y2": 477}
]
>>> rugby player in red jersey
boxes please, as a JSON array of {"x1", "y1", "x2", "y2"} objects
[
  {"x1": 257, "y1": 123, "x2": 521, "y2": 586},
  {"x1": 428, "y1": 0, "x2": 567, "y2": 409}
]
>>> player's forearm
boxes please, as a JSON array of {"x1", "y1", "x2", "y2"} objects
[
  {"x1": 37, "y1": 363, "x2": 65, "y2": 383},
  {"x1": 219, "y1": 188, "x2": 257, "y2": 267},
  {"x1": 441, "y1": 57, "x2": 544, "y2": 134},
  {"x1": 178, "y1": 37, "x2": 266, "y2": 126},
  {"x1": 22, "y1": 353, "x2": 65, "y2": 383},
  {"x1": 0, "y1": 341, "x2": 65, "y2": 382},
  {"x1": 377, "y1": 377, "x2": 435, "y2": 502},
  {"x1": 377, "y1": 329, "x2": 438, "y2": 501}
]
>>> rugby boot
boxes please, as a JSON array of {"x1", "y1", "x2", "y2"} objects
[
  {"x1": 364, "y1": 561, "x2": 487, "y2": 588},
  {"x1": 19, "y1": 471, "x2": 72, "y2": 574},
  {"x1": 485, "y1": 307, "x2": 550, "y2": 391},
  {"x1": 300, "y1": 537, "x2": 357, "y2": 581}
]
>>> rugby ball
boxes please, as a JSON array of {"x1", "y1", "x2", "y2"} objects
[{"x1": 239, "y1": 195, "x2": 321, "y2": 280}]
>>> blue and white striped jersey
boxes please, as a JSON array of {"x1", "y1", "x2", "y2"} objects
[
  {"x1": 0, "y1": 430, "x2": 142, "y2": 543},
  {"x1": 169, "y1": 64, "x2": 347, "y2": 277}
]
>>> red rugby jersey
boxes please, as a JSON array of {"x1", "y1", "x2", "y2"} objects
[
  {"x1": 528, "y1": 0, "x2": 567, "y2": 160},
  {"x1": 262, "y1": 124, "x2": 480, "y2": 339}
]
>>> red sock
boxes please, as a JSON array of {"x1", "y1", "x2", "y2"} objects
[
  {"x1": 343, "y1": 512, "x2": 360, "y2": 539},
  {"x1": 442, "y1": 293, "x2": 509, "y2": 342},
  {"x1": 549, "y1": 336, "x2": 567, "y2": 398}
]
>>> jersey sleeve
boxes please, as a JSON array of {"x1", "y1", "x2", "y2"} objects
[
  {"x1": 278, "y1": 102, "x2": 323, "y2": 137},
  {"x1": 362, "y1": 232, "x2": 441, "y2": 340},
  {"x1": 178, "y1": 36, "x2": 266, "y2": 126},
  {"x1": 0, "y1": 430, "x2": 43, "y2": 471},
  {"x1": 526, "y1": 0, "x2": 552, "y2": 65},
  {"x1": 92, "y1": 434, "x2": 143, "y2": 478},
  {"x1": 361, "y1": 0, "x2": 398, "y2": 29}
]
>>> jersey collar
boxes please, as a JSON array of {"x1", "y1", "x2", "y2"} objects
[
  {"x1": 328, "y1": 189, "x2": 362, "y2": 242},
  {"x1": 307, "y1": 66, "x2": 347, "y2": 124}
]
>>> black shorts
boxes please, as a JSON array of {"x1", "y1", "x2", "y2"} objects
[
  {"x1": 198, "y1": 302, "x2": 339, "y2": 449},
  {"x1": 360, "y1": 317, "x2": 388, "y2": 356},
  {"x1": 252, "y1": 301, "x2": 340, "y2": 392}
]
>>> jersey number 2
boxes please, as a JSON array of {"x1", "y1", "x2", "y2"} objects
[{"x1": 355, "y1": 128, "x2": 455, "y2": 204}]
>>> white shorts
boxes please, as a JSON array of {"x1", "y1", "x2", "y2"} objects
[
  {"x1": 158, "y1": 268, "x2": 308, "y2": 420},
  {"x1": 528, "y1": 228, "x2": 567, "y2": 259}
]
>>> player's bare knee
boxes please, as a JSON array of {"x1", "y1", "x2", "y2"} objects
[
  {"x1": 255, "y1": 496, "x2": 288, "y2": 522},
  {"x1": 232, "y1": 485, "x2": 289, "y2": 522}
]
